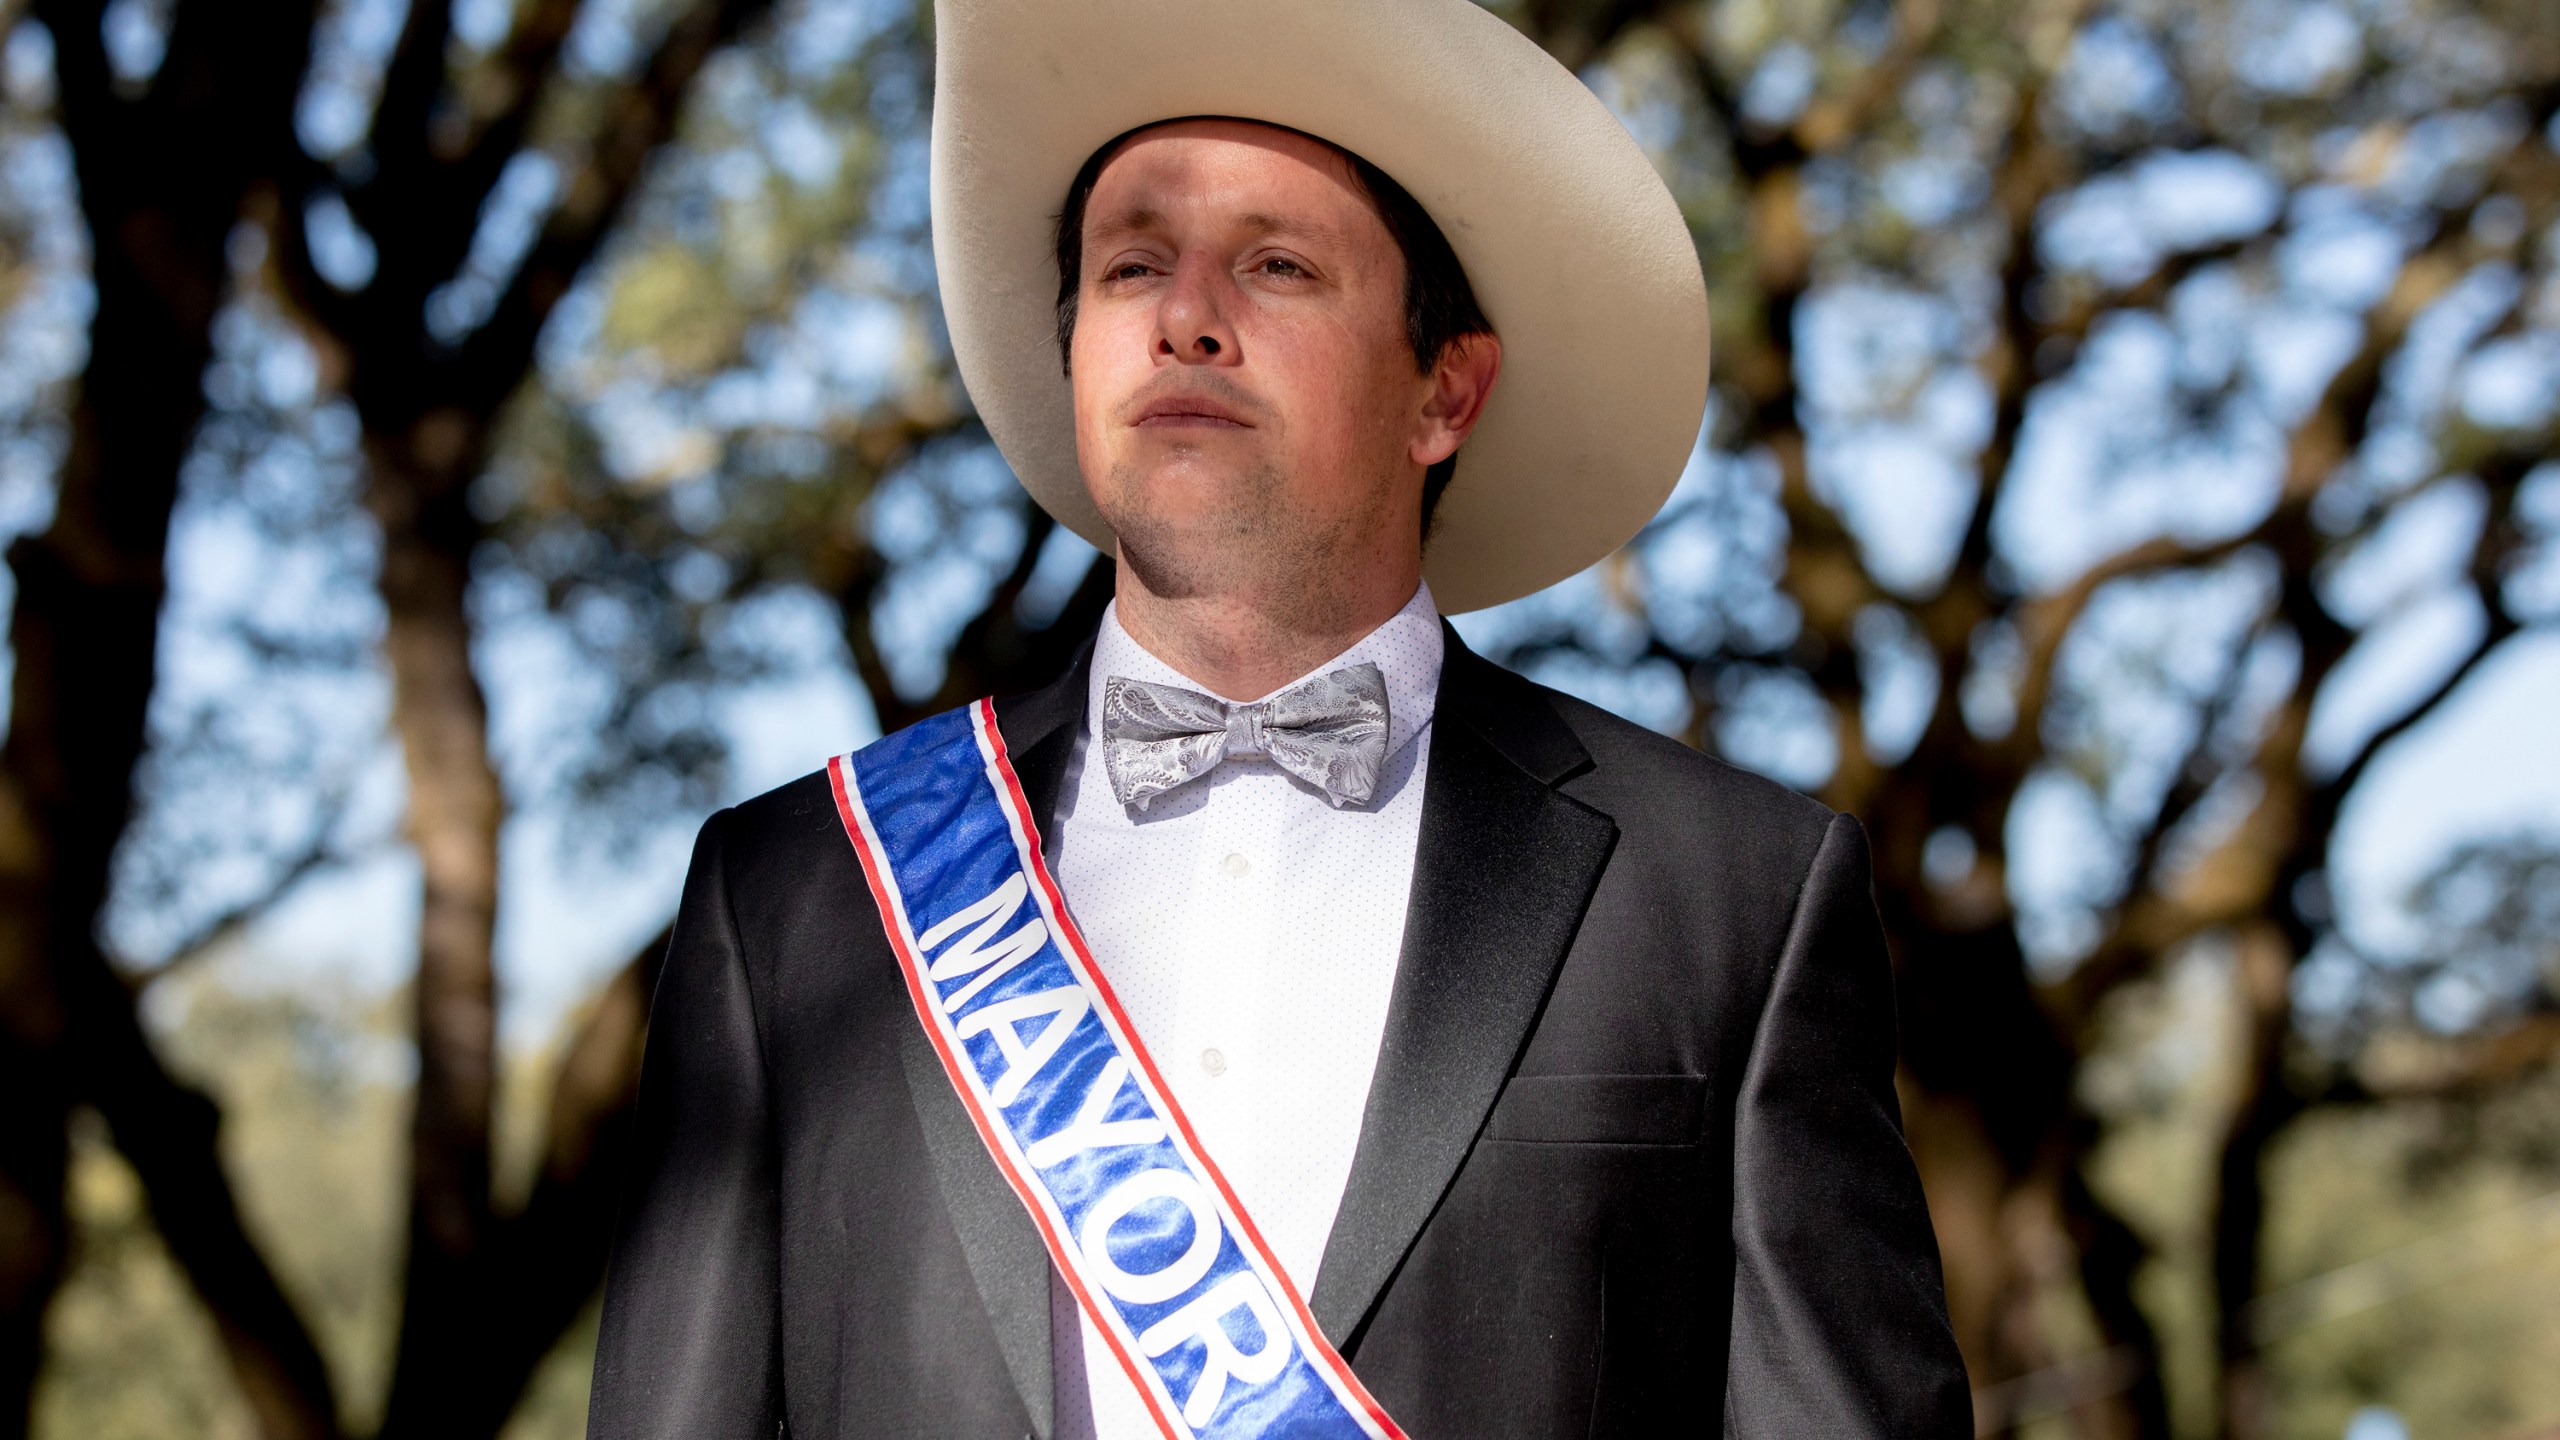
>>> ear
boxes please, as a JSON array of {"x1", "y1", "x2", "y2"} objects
[{"x1": 1410, "y1": 332, "x2": 1503, "y2": 468}]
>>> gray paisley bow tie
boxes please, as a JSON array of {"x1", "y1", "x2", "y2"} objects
[{"x1": 1100, "y1": 663, "x2": 1391, "y2": 811}]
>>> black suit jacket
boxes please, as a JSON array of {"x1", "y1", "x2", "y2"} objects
[{"x1": 589, "y1": 629, "x2": 1971, "y2": 1438}]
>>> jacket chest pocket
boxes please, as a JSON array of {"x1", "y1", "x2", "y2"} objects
[{"x1": 1482, "y1": 1073, "x2": 1709, "y2": 1146}]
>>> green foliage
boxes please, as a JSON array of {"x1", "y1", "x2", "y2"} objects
[
  {"x1": 2260, "y1": 1076, "x2": 2560, "y2": 1440},
  {"x1": 33, "y1": 1119, "x2": 258, "y2": 1440},
  {"x1": 36, "y1": 940, "x2": 2560, "y2": 1439},
  {"x1": 11, "y1": 0, "x2": 2555, "y2": 1429},
  {"x1": 2080, "y1": 943, "x2": 2560, "y2": 1438},
  {"x1": 31, "y1": 958, "x2": 600, "y2": 1440},
  {"x1": 600, "y1": 244, "x2": 754, "y2": 380}
]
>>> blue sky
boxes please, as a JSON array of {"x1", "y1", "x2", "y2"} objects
[
  {"x1": 203, "y1": 515, "x2": 2560, "y2": 1050},
  {"x1": 7, "y1": 0, "x2": 2550, "y2": 1053}
]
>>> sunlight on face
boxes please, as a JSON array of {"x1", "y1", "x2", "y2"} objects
[{"x1": 1067, "y1": 120, "x2": 1434, "y2": 604}]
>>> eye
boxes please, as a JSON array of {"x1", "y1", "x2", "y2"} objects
[
  {"x1": 1109, "y1": 261, "x2": 1153, "y2": 281},
  {"x1": 1258, "y1": 256, "x2": 1304, "y2": 277}
]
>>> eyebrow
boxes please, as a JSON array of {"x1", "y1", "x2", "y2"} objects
[
  {"x1": 1083, "y1": 207, "x2": 1350, "y2": 248},
  {"x1": 1236, "y1": 212, "x2": 1349, "y2": 245},
  {"x1": 1084, "y1": 208, "x2": 1163, "y2": 245}
]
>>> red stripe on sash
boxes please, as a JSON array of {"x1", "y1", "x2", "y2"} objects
[
  {"x1": 830, "y1": 700, "x2": 1406, "y2": 1439},
  {"x1": 830, "y1": 750, "x2": 1186, "y2": 1439},
  {"x1": 970, "y1": 701, "x2": 1406, "y2": 1440}
]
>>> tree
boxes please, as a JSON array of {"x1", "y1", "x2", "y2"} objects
[
  {"x1": 0, "y1": 2, "x2": 330, "y2": 1433},
  {"x1": 3, "y1": 0, "x2": 2555, "y2": 1435},
  {"x1": 1476, "y1": 2, "x2": 2558, "y2": 1435},
  {"x1": 0, "y1": 0, "x2": 780, "y2": 1432},
  {"x1": 504, "y1": 0, "x2": 2560, "y2": 1435}
]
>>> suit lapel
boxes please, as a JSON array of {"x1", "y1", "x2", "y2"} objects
[
  {"x1": 893, "y1": 652, "x2": 1090, "y2": 1439},
  {"x1": 891, "y1": 632, "x2": 1616, "y2": 1383},
  {"x1": 1309, "y1": 630, "x2": 1619, "y2": 1349},
  {"x1": 897, "y1": 1022, "x2": 1055, "y2": 1438},
  {"x1": 997, "y1": 648, "x2": 1090, "y2": 832}
]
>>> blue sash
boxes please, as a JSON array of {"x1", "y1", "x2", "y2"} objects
[{"x1": 829, "y1": 699, "x2": 1405, "y2": 1440}]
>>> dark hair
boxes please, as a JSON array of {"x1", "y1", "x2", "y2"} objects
[{"x1": 1051, "y1": 119, "x2": 1494, "y2": 533}]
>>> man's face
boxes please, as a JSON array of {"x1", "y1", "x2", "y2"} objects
[{"x1": 1068, "y1": 120, "x2": 1449, "y2": 605}]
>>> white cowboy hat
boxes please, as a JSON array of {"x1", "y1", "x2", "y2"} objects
[{"x1": 929, "y1": 0, "x2": 1711, "y2": 614}]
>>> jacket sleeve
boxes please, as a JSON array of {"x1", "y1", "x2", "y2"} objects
[
  {"x1": 1725, "y1": 812, "x2": 1972, "y2": 1438},
  {"x1": 589, "y1": 809, "x2": 785, "y2": 1438}
]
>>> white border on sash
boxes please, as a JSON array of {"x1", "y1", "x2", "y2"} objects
[{"x1": 829, "y1": 699, "x2": 1403, "y2": 1440}]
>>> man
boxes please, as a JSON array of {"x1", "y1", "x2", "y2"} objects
[{"x1": 590, "y1": 0, "x2": 1971, "y2": 1435}]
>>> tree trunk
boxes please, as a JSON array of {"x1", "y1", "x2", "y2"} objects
[
  {"x1": 0, "y1": 1012, "x2": 65, "y2": 1440},
  {"x1": 358, "y1": 413, "x2": 660, "y2": 1440},
  {"x1": 369, "y1": 409, "x2": 508, "y2": 1440},
  {"x1": 2211, "y1": 923, "x2": 2299, "y2": 1440},
  {"x1": 0, "y1": 235, "x2": 342, "y2": 1440},
  {"x1": 460, "y1": 935, "x2": 667, "y2": 1425},
  {"x1": 0, "y1": 134, "x2": 216, "y2": 1440},
  {"x1": 307, "y1": 1, "x2": 772, "y2": 1425},
  {"x1": 0, "y1": 0, "x2": 331, "y2": 1425},
  {"x1": 2065, "y1": 1132, "x2": 2171, "y2": 1440}
]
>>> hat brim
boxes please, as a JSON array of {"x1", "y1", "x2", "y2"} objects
[{"x1": 930, "y1": 0, "x2": 1711, "y2": 613}]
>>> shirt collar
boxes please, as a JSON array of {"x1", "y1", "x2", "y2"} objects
[{"x1": 1086, "y1": 582, "x2": 1444, "y2": 762}]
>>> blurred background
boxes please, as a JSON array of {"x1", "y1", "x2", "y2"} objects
[{"x1": 0, "y1": 0, "x2": 2554, "y2": 1435}]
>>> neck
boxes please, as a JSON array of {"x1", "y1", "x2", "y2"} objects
[{"x1": 1111, "y1": 558, "x2": 1420, "y2": 700}]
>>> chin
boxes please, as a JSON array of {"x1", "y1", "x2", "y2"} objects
[{"x1": 1097, "y1": 451, "x2": 1280, "y2": 520}]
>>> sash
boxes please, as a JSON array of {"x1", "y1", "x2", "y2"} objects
[{"x1": 828, "y1": 699, "x2": 1406, "y2": 1440}]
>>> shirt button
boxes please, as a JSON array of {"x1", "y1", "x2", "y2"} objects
[
  {"x1": 1200, "y1": 1047, "x2": 1228, "y2": 1077},
  {"x1": 1222, "y1": 853, "x2": 1250, "y2": 877}
]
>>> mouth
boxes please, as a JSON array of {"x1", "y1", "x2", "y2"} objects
[{"x1": 1132, "y1": 395, "x2": 1254, "y2": 429}]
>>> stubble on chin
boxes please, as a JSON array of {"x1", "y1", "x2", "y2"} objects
[{"x1": 1099, "y1": 458, "x2": 1378, "y2": 637}]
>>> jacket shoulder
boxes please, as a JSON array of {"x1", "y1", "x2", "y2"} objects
[{"x1": 709, "y1": 767, "x2": 854, "y2": 875}]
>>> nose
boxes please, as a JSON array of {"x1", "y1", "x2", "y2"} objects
[{"x1": 1154, "y1": 253, "x2": 1240, "y2": 366}]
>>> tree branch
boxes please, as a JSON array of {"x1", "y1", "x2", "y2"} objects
[
  {"x1": 125, "y1": 831, "x2": 361, "y2": 985},
  {"x1": 352, "y1": 0, "x2": 461, "y2": 245},
  {"x1": 2045, "y1": 190, "x2": 2541, "y2": 1027},
  {"x1": 1895, "y1": 66, "x2": 2074, "y2": 824},
  {"x1": 2010, "y1": 525, "x2": 2271, "y2": 762},
  {"x1": 406, "y1": 926, "x2": 669, "y2": 1437},
  {"x1": 837, "y1": 553, "x2": 907, "y2": 728},
  {"x1": 394, "y1": 0, "x2": 590, "y2": 295},
  {"x1": 2334, "y1": 1012, "x2": 2560, "y2": 1104},
  {"x1": 33, "y1": 0, "x2": 118, "y2": 175},
  {"x1": 1791, "y1": 0, "x2": 1943, "y2": 155},
  {"x1": 2127, "y1": 616, "x2": 2276, "y2": 898},
  {"x1": 2208, "y1": 921, "x2": 2300, "y2": 1440},
  {"x1": 266, "y1": 166, "x2": 367, "y2": 348},
  {"x1": 2315, "y1": 469, "x2": 2535, "y2": 811},
  {"x1": 2049, "y1": 235, "x2": 2253, "y2": 347},
  {"x1": 452, "y1": 0, "x2": 587, "y2": 189},
  {"x1": 62, "y1": 942, "x2": 343, "y2": 1440},
  {"x1": 455, "y1": 0, "x2": 770, "y2": 409}
]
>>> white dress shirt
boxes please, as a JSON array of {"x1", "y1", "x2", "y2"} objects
[{"x1": 1046, "y1": 584, "x2": 1443, "y2": 1440}]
